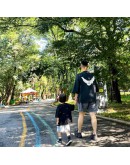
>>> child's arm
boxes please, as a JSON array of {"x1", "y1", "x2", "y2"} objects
[
  {"x1": 56, "y1": 118, "x2": 59, "y2": 126},
  {"x1": 55, "y1": 106, "x2": 60, "y2": 125}
]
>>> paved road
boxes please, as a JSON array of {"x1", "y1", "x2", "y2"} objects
[{"x1": 0, "y1": 100, "x2": 130, "y2": 147}]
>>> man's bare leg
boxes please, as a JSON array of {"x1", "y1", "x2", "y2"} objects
[
  {"x1": 89, "y1": 112, "x2": 97, "y2": 135},
  {"x1": 78, "y1": 112, "x2": 86, "y2": 133}
]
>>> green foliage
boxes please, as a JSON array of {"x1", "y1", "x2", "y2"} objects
[
  {"x1": 0, "y1": 17, "x2": 130, "y2": 104},
  {"x1": 38, "y1": 17, "x2": 130, "y2": 103},
  {"x1": 121, "y1": 94, "x2": 130, "y2": 103},
  {"x1": 0, "y1": 20, "x2": 41, "y2": 104}
]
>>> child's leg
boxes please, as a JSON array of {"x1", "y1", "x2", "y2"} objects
[
  {"x1": 66, "y1": 131, "x2": 71, "y2": 140},
  {"x1": 65, "y1": 124, "x2": 72, "y2": 142},
  {"x1": 57, "y1": 132, "x2": 62, "y2": 137},
  {"x1": 65, "y1": 125, "x2": 72, "y2": 146},
  {"x1": 57, "y1": 126, "x2": 62, "y2": 143},
  {"x1": 57, "y1": 132, "x2": 62, "y2": 141}
]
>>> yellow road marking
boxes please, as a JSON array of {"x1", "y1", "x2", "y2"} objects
[{"x1": 19, "y1": 112, "x2": 27, "y2": 147}]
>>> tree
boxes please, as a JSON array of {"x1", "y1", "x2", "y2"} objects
[
  {"x1": 0, "y1": 27, "x2": 40, "y2": 104},
  {"x1": 1, "y1": 17, "x2": 130, "y2": 104},
  {"x1": 36, "y1": 17, "x2": 130, "y2": 103}
]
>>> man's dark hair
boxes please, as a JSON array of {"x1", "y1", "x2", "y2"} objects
[
  {"x1": 81, "y1": 60, "x2": 89, "y2": 67},
  {"x1": 59, "y1": 93, "x2": 67, "y2": 103}
]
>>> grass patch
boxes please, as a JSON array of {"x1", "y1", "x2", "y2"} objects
[
  {"x1": 121, "y1": 94, "x2": 130, "y2": 103},
  {"x1": 99, "y1": 94, "x2": 130, "y2": 122},
  {"x1": 100, "y1": 111, "x2": 130, "y2": 122},
  {"x1": 120, "y1": 92, "x2": 130, "y2": 95},
  {"x1": 66, "y1": 100, "x2": 75, "y2": 104},
  {"x1": 107, "y1": 102, "x2": 130, "y2": 112},
  {"x1": 53, "y1": 101, "x2": 60, "y2": 106},
  {"x1": 53, "y1": 100, "x2": 75, "y2": 106},
  {"x1": 52, "y1": 100, "x2": 78, "y2": 110}
]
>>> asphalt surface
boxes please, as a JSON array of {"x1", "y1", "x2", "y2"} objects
[{"x1": 0, "y1": 99, "x2": 130, "y2": 147}]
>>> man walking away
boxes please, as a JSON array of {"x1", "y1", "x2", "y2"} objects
[{"x1": 72, "y1": 60, "x2": 99, "y2": 141}]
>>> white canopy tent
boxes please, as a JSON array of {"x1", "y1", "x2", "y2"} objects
[
  {"x1": 20, "y1": 88, "x2": 38, "y2": 102},
  {"x1": 21, "y1": 88, "x2": 37, "y2": 94}
]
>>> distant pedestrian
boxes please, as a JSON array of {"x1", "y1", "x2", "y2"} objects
[
  {"x1": 72, "y1": 60, "x2": 99, "y2": 141},
  {"x1": 55, "y1": 93, "x2": 74, "y2": 146}
]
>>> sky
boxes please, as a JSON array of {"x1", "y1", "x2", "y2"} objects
[{"x1": 35, "y1": 38, "x2": 48, "y2": 51}]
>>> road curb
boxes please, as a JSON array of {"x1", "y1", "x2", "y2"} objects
[{"x1": 96, "y1": 115, "x2": 130, "y2": 126}]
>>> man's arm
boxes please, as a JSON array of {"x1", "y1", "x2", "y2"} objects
[
  {"x1": 72, "y1": 74, "x2": 80, "y2": 104},
  {"x1": 74, "y1": 93, "x2": 78, "y2": 104}
]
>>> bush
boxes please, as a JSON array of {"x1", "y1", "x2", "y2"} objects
[{"x1": 10, "y1": 99, "x2": 15, "y2": 105}]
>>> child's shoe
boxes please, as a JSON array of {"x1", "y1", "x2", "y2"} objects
[{"x1": 66, "y1": 139, "x2": 73, "y2": 146}]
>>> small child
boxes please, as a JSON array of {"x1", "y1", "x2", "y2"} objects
[{"x1": 55, "y1": 93, "x2": 74, "y2": 146}]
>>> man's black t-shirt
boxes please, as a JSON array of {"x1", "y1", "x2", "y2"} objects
[
  {"x1": 72, "y1": 71, "x2": 99, "y2": 103},
  {"x1": 55, "y1": 103, "x2": 74, "y2": 125}
]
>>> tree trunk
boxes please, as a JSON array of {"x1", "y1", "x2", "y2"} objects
[
  {"x1": 11, "y1": 85, "x2": 16, "y2": 100},
  {"x1": 6, "y1": 86, "x2": 14, "y2": 105},
  {"x1": 111, "y1": 79, "x2": 122, "y2": 103},
  {"x1": 110, "y1": 65, "x2": 122, "y2": 103}
]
